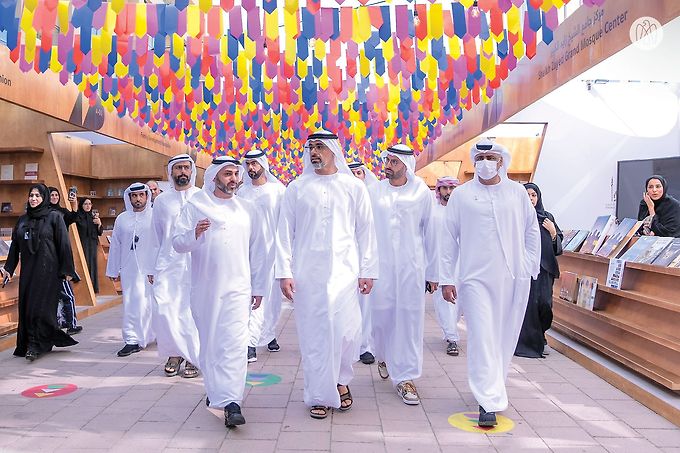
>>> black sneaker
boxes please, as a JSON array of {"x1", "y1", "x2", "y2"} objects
[
  {"x1": 478, "y1": 405, "x2": 498, "y2": 427},
  {"x1": 66, "y1": 326, "x2": 83, "y2": 335},
  {"x1": 224, "y1": 402, "x2": 246, "y2": 427},
  {"x1": 247, "y1": 346, "x2": 257, "y2": 363},
  {"x1": 359, "y1": 351, "x2": 375, "y2": 364},
  {"x1": 446, "y1": 341, "x2": 459, "y2": 356},
  {"x1": 117, "y1": 344, "x2": 142, "y2": 357},
  {"x1": 25, "y1": 350, "x2": 39, "y2": 362},
  {"x1": 267, "y1": 338, "x2": 280, "y2": 352}
]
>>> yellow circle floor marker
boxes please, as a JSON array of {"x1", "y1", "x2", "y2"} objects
[{"x1": 448, "y1": 412, "x2": 515, "y2": 434}]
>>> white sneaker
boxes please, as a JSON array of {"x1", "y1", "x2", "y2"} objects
[{"x1": 396, "y1": 380, "x2": 420, "y2": 405}]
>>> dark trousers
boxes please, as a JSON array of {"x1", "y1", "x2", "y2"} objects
[{"x1": 57, "y1": 280, "x2": 78, "y2": 329}]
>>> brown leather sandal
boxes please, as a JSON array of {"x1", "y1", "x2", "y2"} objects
[{"x1": 337, "y1": 384, "x2": 353, "y2": 411}]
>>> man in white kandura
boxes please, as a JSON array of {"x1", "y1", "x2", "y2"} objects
[
  {"x1": 276, "y1": 129, "x2": 378, "y2": 420},
  {"x1": 173, "y1": 156, "x2": 267, "y2": 428},
  {"x1": 368, "y1": 144, "x2": 438, "y2": 405},
  {"x1": 432, "y1": 176, "x2": 462, "y2": 357},
  {"x1": 238, "y1": 149, "x2": 286, "y2": 363},
  {"x1": 149, "y1": 154, "x2": 201, "y2": 379},
  {"x1": 106, "y1": 183, "x2": 156, "y2": 357},
  {"x1": 348, "y1": 159, "x2": 380, "y2": 365},
  {"x1": 441, "y1": 138, "x2": 540, "y2": 427}
]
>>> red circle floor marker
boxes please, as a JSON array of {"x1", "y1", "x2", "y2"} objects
[{"x1": 21, "y1": 383, "x2": 78, "y2": 398}]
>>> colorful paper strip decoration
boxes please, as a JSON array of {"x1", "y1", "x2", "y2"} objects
[{"x1": 0, "y1": 0, "x2": 584, "y2": 182}]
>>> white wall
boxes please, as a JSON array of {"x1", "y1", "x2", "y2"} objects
[{"x1": 507, "y1": 18, "x2": 680, "y2": 230}]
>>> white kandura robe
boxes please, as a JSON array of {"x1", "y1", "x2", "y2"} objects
[
  {"x1": 276, "y1": 172, "x2": 378, "y2": 408},
  {"x1": 150, "y1": 187, "x2": 201, "y2": 364},
  {"x1": 368, "y1": 178, "x2": 438, "y2": 386},
  {"x1": 173, "y1": 191, "x2": 267, "y2": 408},
  {"x1": 237, "y1": 181, "x2": 286, "y2": 347},
  {"x1": 440, "y1": 177, "x2": 540, "y2": 412},
  {"x1": 432, "y1": 202, "x2": 462, "y2": 343},
  {"x1": 105, "y1": 207, "x2": 156, "y2": 348}
]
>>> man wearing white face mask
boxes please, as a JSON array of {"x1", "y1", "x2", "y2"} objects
[{"x1": 439, "y1": 138, "x2": 540, "y2": 427}]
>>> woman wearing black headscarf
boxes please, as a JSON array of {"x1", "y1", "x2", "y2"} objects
[
  {"x1": 75, "y1": 197, "x2": 103, "y2": 293},
  {"x1": 48, "y1": 186, "x2": 78, "y2": 226},
  {"x1": 637, "y1": 175, "x2": 680, "y2": 237},
  {"x1": 515, "y1": 183, "x2": 563, "y2": 358},
  {"x1": 0, "y1": 184, "x2": 78, "y2": 360}
]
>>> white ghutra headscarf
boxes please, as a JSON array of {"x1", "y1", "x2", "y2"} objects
[{"x1": 302, "y1": 129, "x2": 352, "y2": 177}]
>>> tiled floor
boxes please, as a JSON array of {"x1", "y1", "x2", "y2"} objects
[{"x1": 0, "y1": 300, "x2": 678, "y2": 452}]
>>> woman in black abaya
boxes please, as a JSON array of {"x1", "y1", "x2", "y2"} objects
[
  {"x1": 75, "y1": 197, "x2": 103, "y2": 293},
  {"x1": 515, "y1": 183, "x2": 563, "y2": 358},
  {"x1": 0, "y1": 184, "x2": 78, "y2": 360},
  {"x1": 637, "y1": 175, "x2": 680, "y2": 237}
]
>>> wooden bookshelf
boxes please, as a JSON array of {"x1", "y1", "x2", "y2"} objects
[{"x1": 552, "y1": 251, "x2": 680, "y2": 390}]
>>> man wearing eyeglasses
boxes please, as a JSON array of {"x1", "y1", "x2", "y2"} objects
[{"x1": 439, "y1": 138, "x2": 540, "y2": 427}]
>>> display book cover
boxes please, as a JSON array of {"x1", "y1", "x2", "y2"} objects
[
  {"x1": 576, "y1": 276, "x2": 598, "y2": 310},
  {"x1": 580, "y1": 215, "x2": 616, "y2": 255},
  {"x1": 561, "y1": 230, "x2": 578, "y2": 247},
  {"x1": 0, "y1": 164, "x2": 13, "y2": 180},
  {"x1": 564, "y1": 230, "x2": 589, "y2": 252},
  {"x1": 651, "y1": 238, "x2": 680, "y2": 267},
  {"x1": 595, "y1": 218, "x2": 642, "y2": 259},
  {"x1": 0, "y1": 239, "x2": 10, "y2": 257},
  {"x1": 558, "y1": 271, "x2": 579, "y2": 303},
  {"x1": 636, "y1": 237, "x2": 674, "y2": 264}
]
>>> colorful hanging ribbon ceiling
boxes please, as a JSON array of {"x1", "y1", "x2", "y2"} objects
[{"x1": 1, "y1": 0, "x2": 593, "y2": 182}]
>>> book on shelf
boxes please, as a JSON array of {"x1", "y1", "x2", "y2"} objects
[
  {"x1": 24, "y1": 163, "x2": 38, "y2": 180},
  {"x1": 619, "y1": 236, "x2": 657, "y2": 261},
  {"x1": 651, "y1": 238, "x2": 680, "y2": 267},
  {"x1": 595, "y1": 218, "x2": 643, "y2": 259},
  {"x1": 0, "y1": 227, "x2": 12, "y2": 236},
  {"x1": 0, "y1": 202, "x2": 12, "y2": 213},
  {"x1": 0, "y1": 164, "x2": 13, "y2": 180},
  {"x1": 668, "y1": 249, "x2": 680, "y2": 268},
  {"x1": 561, "y1": 230, "x2": 578, "y2": 246},
  {"x1": 108, "y1": 207, "x2": 117, "y2": 216},
  {"x1": 576, "y1": 276, "x2": 598, "y2": 310},
  {"x1": 636, "y1": 237, "x2": 674, "y2": 264},
  {"x1": 580, "y1": 215, "x2": 616, "y2": 255},
  {"x1": 0, "y1": 239, "x2": 9, "y2": 256},
  {"x1": 605, "y1": 258, "x2": 626, "y2": 290},
  {"x1": 558, "y1": 271, "x2": 579, "y2": 303},
  {"x1": 564, "y1": 230, "x2": 589, "y2": 252}
]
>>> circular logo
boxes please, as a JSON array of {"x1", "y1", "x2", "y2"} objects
[
  {"x1": 448, "y1": 412, "x2": 515, "y2": 433},
  {"x1": 630, "y1": 17, "x2": 663, "y2": 51},
  {"x1": 246, "y1": 373, "x2": 281, "y2": 387},
  {"x1": 21, "y1": 383, "x2": 78, "y2": 399}
]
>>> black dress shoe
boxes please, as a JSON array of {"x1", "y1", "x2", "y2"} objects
[
  {"x1": 478, "y1": 405, "x2": 498, "y2": 427},
  {"x1": 117, "y1": 344, "x2": 142, "y2": 357},
  {"x1": 224, "y1": 402, "x2": 246, "y2": 427},
  {"x1": 359, "y1": 351, "x2": 375, "y2": 364},
  {"x1": 66, "y1": 326, "x2": 83, "y2": 335},
  {"x1": 25, "y1": 350, "x2": 39, "y2": 362},
  {"x1": 206, "y1": 396, "x2": 210, "y2": 407}
]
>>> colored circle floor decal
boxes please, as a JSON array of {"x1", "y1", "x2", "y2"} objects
[
  {"x1": 246, "y1": 373, "x2": 281, "y2": 387},
  {"x1": 21, "y1": 383, "x2": 78, "y2": 399},
  {"x1": 448, "y1": 412, "x2": 515, "y2": 434}
]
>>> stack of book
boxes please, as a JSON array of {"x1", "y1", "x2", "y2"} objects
[{"x1": 580, "y1": 215, "x2": 616, "y2": 255}]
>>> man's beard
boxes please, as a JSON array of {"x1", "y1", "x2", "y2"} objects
[
  {"x1": 215, "y1": 180, "x2": 235, "y2": 195},
  {"x1": 174, "y1": 174, "x2": 190, "y2": 186},
  {"x1": 312, "y1": 160, "x2": 325, "y2": 170},
  {"x1": 248, "y1": 168, "x2": 264, "y2": 180},
  {"x1": 441, "y1": 193, "x2": 450, "y2": 202}
]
